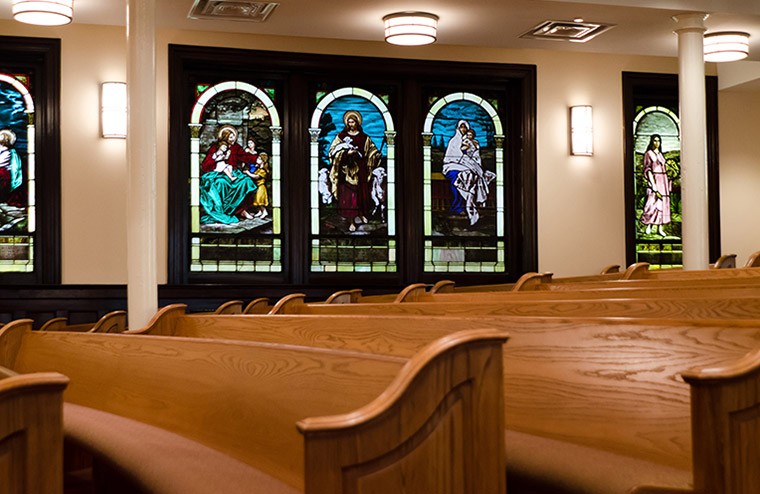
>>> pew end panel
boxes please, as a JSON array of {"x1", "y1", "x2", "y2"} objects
[
  {"x1": 599, "y1": 264, "x2": 621, "y2": 274},
  {"x1": 683, "y1": 348, "x2": 760, "y2": 494},
  {"x1": 324, "y1": 289, "x2": 363, "y2": 304},
  {"x1": 429, "y1": 280, "x2": 456, "y2": 293},
  {"x1": 244, "y1": 297, "x2": 271, "y2": 314},
  {"x1": 213, "y1": 300, "x2": 244, "y2": 314},
  {"x1": 270, "y1": 293, "x2": 308, "y2": 314},
  {"x1": 712, "y1": 254, "x2": 737, "y2": 269},
  {"x1": 0, "y1": 366, "x2": 69, "y2": 494},
  {"x1": 39, "y1": 316, "x2": 68, "y2": 331},
  {"x1": 298, "y1": 329, "x2": 508, "y2": 494},
  {"x1": 123, "y1": 304, "x2": 188, "y2": 336},
  {"x1": 392, "y1": 283, "x2": 428, "y2": 303},
  {"x1": 88, "y1": 310, "x2": 128, "y2": 333},
  {"x1": 744, "y1": 250, "x2": 760, "y2": 268}
]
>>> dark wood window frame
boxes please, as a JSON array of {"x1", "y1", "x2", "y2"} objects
[
  {"x1": 0, "y1": 36, "x2": 61, "y2": 285},
  {"x1": 623, "y1": 72, "x2": 721, "y2": 266},
  {"x1": 168, "y1": 44, "x2": 537, "y2": 291}
]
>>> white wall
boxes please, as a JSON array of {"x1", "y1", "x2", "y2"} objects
[
  {"x1": 719, "y1": 88, "x2": 760, "y2": 265},
  {"x1": 6, "y1": 20, "x2": 744, "y2": 282}
]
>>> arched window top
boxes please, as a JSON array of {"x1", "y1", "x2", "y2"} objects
[
  {"x1": 633, "y1": 105, "x2": 680, "y2": 154},
  {"x1": 0, "y1": 74, "x2": 34, "y2": 113},
  {"x1": 311, "y1": 87, "x2": 394, "y2": 131},
  {"x1": 190, "y1": 81, "x2": 280, "y2": 126},
  {"x1": 424, "y1": 92, "x2": 502, "y2": 135}
]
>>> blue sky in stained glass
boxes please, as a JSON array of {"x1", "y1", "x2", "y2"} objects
[
  {"x1": 432, "y1": 100, "x2": 494, "y2": 149},
  {"x1": 0, "y1": 80, "x2": 28, "y2": 155},
  {"x1": 319, "y1": 95, "x2": 387, "y2": 158}
]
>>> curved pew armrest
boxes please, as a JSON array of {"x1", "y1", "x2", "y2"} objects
[{"x1": 297, "y1": 328, "x2": 509, "y2": 494}]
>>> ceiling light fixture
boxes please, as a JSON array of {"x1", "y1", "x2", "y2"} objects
[
  {"x1": 383, "y1": 12, "x2": 438, "y2": 46},
  {"x1": 12, "y1": 0, "x2": 73, "y2": 26},
  {"x1": 704, "y1": 31, "x2": 750, "y2": 62}
]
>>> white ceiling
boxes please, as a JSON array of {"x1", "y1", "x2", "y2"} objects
[{"x1": 5, "y1": 0, "x2": 760, "y2": 61}]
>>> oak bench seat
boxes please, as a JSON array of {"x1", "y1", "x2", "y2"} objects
[{"x1": 0, "y1": 319, "x2": 507, "y2": 494}]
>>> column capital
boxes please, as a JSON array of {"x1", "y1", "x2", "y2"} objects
[{"x1": 672, "y1": 13, "x2": 708, "y2": 33}]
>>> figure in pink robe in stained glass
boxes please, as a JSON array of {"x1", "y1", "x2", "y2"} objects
[{"x1": 639, "y1": 134, "x2": 671, "y2": 236}]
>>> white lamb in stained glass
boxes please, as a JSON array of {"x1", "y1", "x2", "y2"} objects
[
  {"x1": 318, "y1": 167, "x2": 333, "y2": 205},
  {"x1": 370, "y1": 167, "x2": 386, "y2": 220}
]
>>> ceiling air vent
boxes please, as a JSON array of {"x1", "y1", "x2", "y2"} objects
[
  {"x1": 188, "y1": 1, "x2": 279, "y2": 22},
  {"x1": 520, "y1": 20, "x2": 614, "y2": 43}
]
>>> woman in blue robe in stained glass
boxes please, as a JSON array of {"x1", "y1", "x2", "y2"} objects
[
  {"x1": 442, "y1": 119, "x2": 495, "y2": 226},
  {"x1": 199, "y1": 125, "x2": 258, "y2": 224}
]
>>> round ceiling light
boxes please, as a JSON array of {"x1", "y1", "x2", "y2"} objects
[
  {"x1": 704, "y1": 31, "x2": 750, "y2": 63},
  {"x1": 383, "y1": 12, "x2": 439, "y2": 46},
  {"x1": 12, "y1": 0, "x2": 73, "y2": 26}
]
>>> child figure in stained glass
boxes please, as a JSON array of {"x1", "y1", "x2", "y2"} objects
[
  {"x1": 639, "y1": 134, "x2": 671, "y2": 236},
  {"x1": 245, "y1": 152, "x2": 270, "y2": 219},
  {"x1": 211, "y1": 142, "x2": 236, "y2": 181}
]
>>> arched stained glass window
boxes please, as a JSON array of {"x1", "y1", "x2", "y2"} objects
[
  {"x1": 0, "y1": 72, "x2": 35, "y2": 273},
  {"x1": 188, "y1": 81, "x2": 282, "y2": 272},
  {"x1": 423, "y1": 92, "x2": 505, "y2": 272},
  {"x1": 633, "y1": 105, "x2": 681, "y2": 269},
  {"x1": 309, "y1": 87, "x2": 396, "y2": 272}
]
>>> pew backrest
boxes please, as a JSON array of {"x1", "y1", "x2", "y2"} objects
[{"x1": 0, "y1": 365, "x2": 68, "y2": 494}]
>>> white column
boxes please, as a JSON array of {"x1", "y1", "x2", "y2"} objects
[
  {"x1": 673, "y1": 13, "x2": 709, "y2": 270},
  {"x1": 126, "y1": 0, "x2": 157, "y2": 326}
]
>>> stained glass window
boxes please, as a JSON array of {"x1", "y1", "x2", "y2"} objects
[
  {"x1": 632, "y1": 105, "x2": 682, "y2": 269},
  {"x1": 188, "y1": 81, "x2": 282, "y2": 272},
  {"x1": 423, "y1": 92, "x2": 505, "y2": 272},
  {"x1": 309, "y1": 87, "x2": 396, "y2": 272},
  {"x1": 0, "y1": 73, "x2": 35, "y2": 273}
]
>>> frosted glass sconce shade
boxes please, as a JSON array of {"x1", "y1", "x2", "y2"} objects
[
  {"x1": 570, "y1": 105, "x2": 593, "y2": 156},
  {"x1": 101, "y1": 82, "x2": 127, "y2": 139}
]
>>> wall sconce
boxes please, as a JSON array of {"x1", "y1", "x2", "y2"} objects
[
  {"x1": 12, "y1": 0, "x2": 73, "y2": 26},
  {"x1": 383, "y1": 12, "x2": 439, "y2": 46},
  {"x1": 704, "y1": 31, "x2": 750, "y2": 62},
  {"x1": 101, "y1": 82, "x2": 127, "y2": 139},
  {"x1": 570, "y1": 105, "x2": 593, "y2": 156}
]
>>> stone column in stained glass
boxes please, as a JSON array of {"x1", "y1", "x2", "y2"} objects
[
  {"x1": 308, "y1": 127, "x2": 321, "y2": 236},
  {"x1": 494, "y1": 134, "x2": 505, "y2": 237},
  {"x1": 26, "y1": 112, "x2": 36, "y2": 234},
  {"x1": 385, "y1": 130, "x2": 396, "y2": 236},
  {"x1": 270, "y1": 125, "x2": 282, "y2": 235},
  {"x1": 422, "y1": 132, "x2": 433, "y2": 237},
  {"x1": 189, "y1": 123, "x2": 202, "y2": 233}
]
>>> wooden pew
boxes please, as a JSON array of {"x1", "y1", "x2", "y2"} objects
[
  {"x1": 39, "y1": 310, "x2": 127, "y2": 333},
  {"x1": 0, "y1": 365, "x2": 69, "y2": 494},
  {"x1": 269, "y1": 291, "x2": 760, "y2": 321},
  {"x1": 0, "y1": 319, "x2": 508, "y2": 494},
  {"x1": 391, "y1": 281, "x2": 760, "y2": 304},
  {"x1": 127, "y1": 305, "x2": 760, "y2": 493}
]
